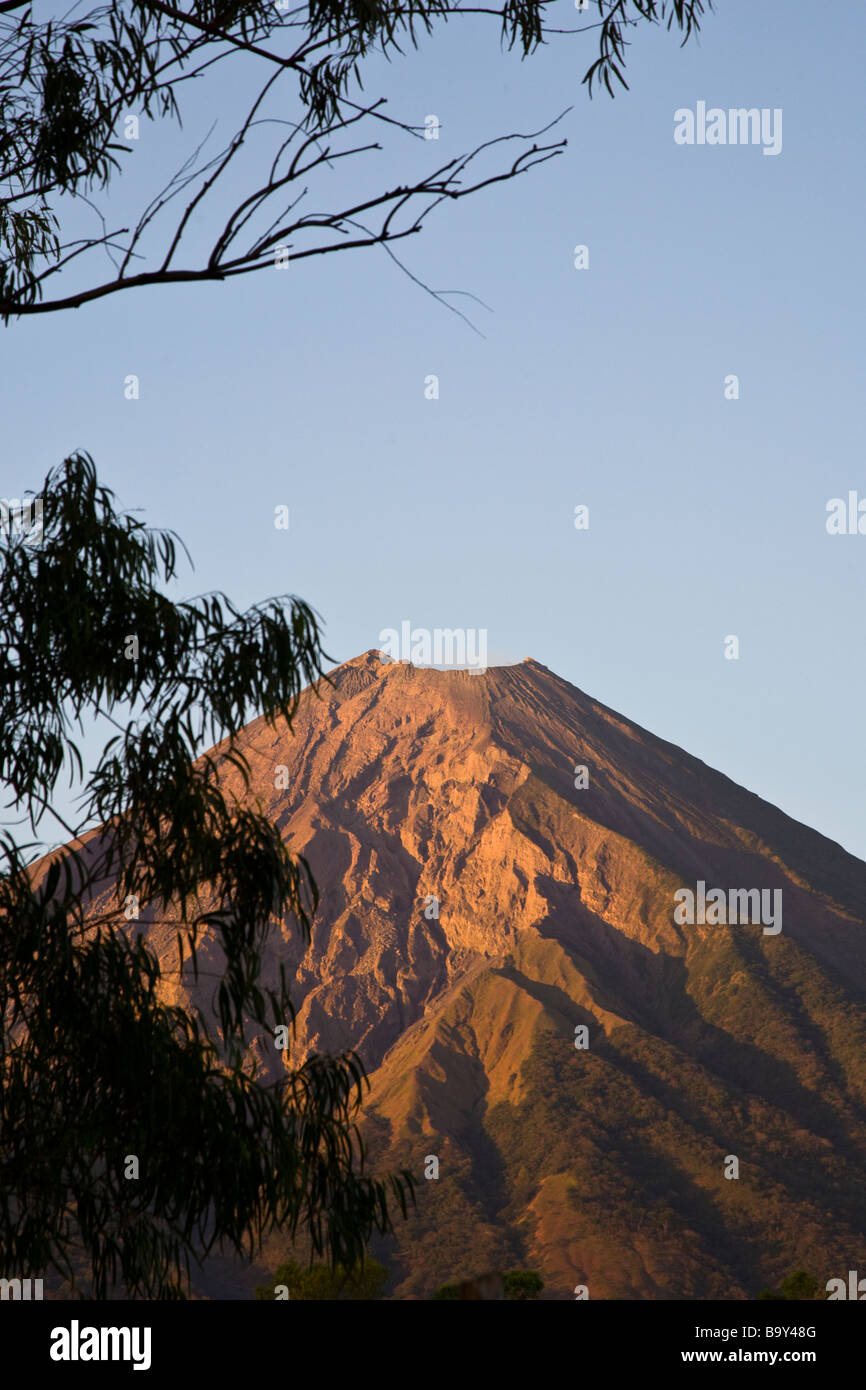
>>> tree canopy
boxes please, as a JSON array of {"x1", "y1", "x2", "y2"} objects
[
  {"x1": 757, "y1": 1270, "x2": 822, "y2": 1302},
  {"x1": 0, "y1": 0, "x2": 711, "y2": 319},
  {"x1": 0, "y1": 452, "x2": 413, "y2": 1297},
  {"x1": 255, "y1": 1254, "x2": 389, "y2": 1299},
  {"x1": 431, "y1": 1268, "x2": 544, "y2": 1298}
]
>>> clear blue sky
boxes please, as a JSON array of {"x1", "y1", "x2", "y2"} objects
[{"x1": 4, "y1": 0, "x2": 866, "y2": 860}]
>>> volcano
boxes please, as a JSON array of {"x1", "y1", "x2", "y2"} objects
[{"x1": 77, "y1": 650, "x2": 866, "y2": 1298}]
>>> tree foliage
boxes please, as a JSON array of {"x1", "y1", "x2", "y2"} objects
[
  {"x1": 0, "y1": 0, "x2": 711, "y2": 319},
  {"x1": 0, "y1": 452, "x2": 413, "y2": 1298},
  {"x1": 503, "y1": 1268, "x2": 544, "y2": 1299},
  {"x1": 431, "y1": 1268, "x2": 544, "y2": 1298},
  {"x1": 431, "y1": 1281, "x2": 461, "y2": 1299},
  {"x1": 757, "y1": 1270, "x2": 822, "y2": 1302},
  {"x1": 255, "y1": 1254, "x2": 389, "y2": 1299}
]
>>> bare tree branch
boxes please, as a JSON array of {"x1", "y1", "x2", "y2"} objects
[
  {"x1": 0, "y1": 1, "x2": 711, "y2": 320},
  {"x1": 3, "y1": 103, "x2": 568, "y2": 316}
]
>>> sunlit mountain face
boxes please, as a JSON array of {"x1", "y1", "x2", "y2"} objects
[{"x1": 63, "y1": 650, "x2": 866, "y2": 1299}]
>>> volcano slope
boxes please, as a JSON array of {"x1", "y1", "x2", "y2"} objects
[{"x1": 75, "y1": 650, "x2": 866, "y2": 1298}]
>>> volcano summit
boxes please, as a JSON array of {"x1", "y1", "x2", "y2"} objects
[{"x1": 76, "y1": 650, "x2": 866, "y2": 1298}]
